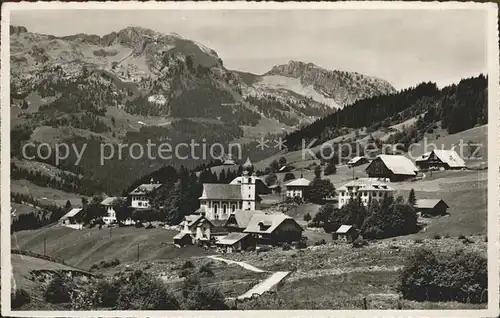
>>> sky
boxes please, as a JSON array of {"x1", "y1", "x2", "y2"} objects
[{"x1": 10, "y1": 9, "x2": 488, "y2": 90}]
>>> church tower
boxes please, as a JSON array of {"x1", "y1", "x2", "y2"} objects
[{"x1": 240, "y1": 157, "x2": 257, "y2": 210}]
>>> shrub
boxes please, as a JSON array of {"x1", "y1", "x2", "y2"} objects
[
  {"x1": 44, "y1": 274, "x2": 73, "y2": 303},
  {"x1": 257, "y1": 246, "x2": 271, "y2": 253},
  {"x1": 282, "y1": 243, "x2": 291, "y2": 251},
  {"x1": 116, "y1": 271, "x2": 179, "y2": 310},
  {"x1": 134, "y1": 222, "x2": 144, "y2": 228},
  {"x1": 199, "y1": 263, "x2": 214, "y2": 277},
  {"x1": 458, "y1": 235, "x2": 466, "y2": 240},
  {"x1": 184, "y1": 285, "x2": 229, "y2": 310},
  {"x1": 182, "y1": 260, "x2": 195, "y2": 269},
  {"x1": 145, "y1": 223, "x2": 154, "y2": 229},
  {"x1": 294, "y1": 240, "x2": 307, "y2": 249},
  {"x1": 414, "y1": 239, "x2": 423, "y2": 244},
  {"x1": 303, "y1": 213, "x2": 312, "y2": 222},
  {"x1": 399, "y1": 249, "x2": 487, "y2": 303},
  {"x1": 93, "y1": 280, "x2": 119, "y2": 308},
  {"x1": 352, "y1": 237, "x2": 368, "y2": 248},
  {"x1": 283, "y1": 172, "x2": 296, "y2": 182},
  {"x1": 433, "y1": 234, "x2": 441, "y2": 240},
  {"x1": 11, "y1": 288, "x2": 31, "y2": 309},
  {"x1": 314, "y1": 239, "x2": 327, "y2": 246}
]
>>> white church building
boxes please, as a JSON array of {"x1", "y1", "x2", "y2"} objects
[{"x1": 197, "y1": 158, "x2": 261, "y2": 220}]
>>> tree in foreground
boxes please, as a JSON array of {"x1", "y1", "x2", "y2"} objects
[{"x1": 408, "y1": 188, "x2": 416, "y2": 206}]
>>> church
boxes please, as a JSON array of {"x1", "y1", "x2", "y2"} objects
[{"x1": 197, "y1": 158, "x2": 261, "y2": 220}]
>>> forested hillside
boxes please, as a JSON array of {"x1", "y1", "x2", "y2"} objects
[{"x1": 284, "y1": 75, "x2": 487, "y2": 150}]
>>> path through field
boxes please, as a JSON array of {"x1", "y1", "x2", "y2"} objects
[
  {"x1": 207, "y1": 255, "x2": 290, "y2": 299},
  {"x1": 207, "y1": 255, "x2": 266, "y2": 273}
]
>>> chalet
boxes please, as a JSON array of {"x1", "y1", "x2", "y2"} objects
[
  {"x1": 415, "y1": 150, "x2": 466, "y2": 171},
  {"x1": 216, "y1": 232, "x2": 256, "y2": 253},
  {"x1": 128, "y1": 179, "x2": 163, "y2": 209},
  {"x1": 243, "y1": 212, "x2": 303, "y2": 244},
  {"x1": 198, "y1": 159, "x2": 261, "y2": 220},
  {"x1": 59, "y1": 208, "x2": 83, "y2": 230},
  {"x1": 223, "y1": 209, "x2": 262, "y2": 232},
  {"x1": 347, "y1": 156, "x2": 369, "y2": 168},
  {"x1": 100, "y1": 196, "x2": 126, "y2": 224},
  {"x1": 365, "y1": 155, "x2": 419, "y2": 181},
  {"x1": 415, "y1": 199, "x2": 449, "y2": 216},
  {"x1": 335, "y1": 225, "x2": 358, "y2": 243},
  {"x1": 173, "y1": 214, "x2": 214, "y2": 246},
  {"x1": 337, "y1": 178, "x2": 395, "y2": 209},
  {"x1": 285, "y1": 177, "x2": 311, "y2": 198}
]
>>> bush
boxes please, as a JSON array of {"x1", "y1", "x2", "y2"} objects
[
  {"x1": 283, "y1": 172, "x2": 296, "y2": 182},
  {"x1": 314, "y1": 239, "x2": 327, "y2": 246},
  {"x1": 145, "y1": 223, "x2": 154, "y2": 229},
  {"x1": 303, "y1": 213, "x2": 312, "y2": 222},
  {"x1": 352, "y1": 237, "x2": 368, "y2": 248},
  {"x1": 257, "y1": 246, "x2": 271, "y2": 253},
  {"x1": 184, "y1": 285, "x2": 229, "y2": 310},
  {"x1": 134, "y1": 222, "x2": 144, "y2": 228},
  {"x1": 11, "y1": 288, "x2": 31, "y2": 309},
  {"x1": 116, "y1": 271, "x2": 179, "y2": 310},
  {"x1": 282, "y1": 243, "x2": 291, "y2": 251},
  {"x1": 182, "y1": 260, "x2": 195, "y2": 269},
  {"x1": 414, "y1": 239, "x2": 423, "y2": 244},
  {"x1": 294, "y1": 240, "x2": 307, "y2": 249},
  {"x1": 93, "y1": 280, "x2": 119, "y2": 308},
  {"x1": 199, "y1": 263, "x2": 214, "y2": 277},
  {"x1": 44, "y1": 274, "x2": 73, "y2": 304},
  {"x1": 399, "y1": 249, "x2": 487, "y2": 303},
  {"x1": 433, "y1": 234, "x2": 441, "y2": 240},
  {"x1": 458, "y1": 235, "x2": 466, "y2": 240}
]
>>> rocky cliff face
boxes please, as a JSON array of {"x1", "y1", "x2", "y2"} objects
[{"x1": 266, "y1": 60, "x2": 396, "y2": 106}]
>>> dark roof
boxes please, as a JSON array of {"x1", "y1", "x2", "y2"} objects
[
  {"x1": 199, "y1": 184, "x2": 242, "y2": 200},
  {"x1": 225, "y1": 210, "x2": 262, "y2": 229},
  {"x1": 183, "y1": 214, "x2": 213, "y2": 228},
  {"x1": 129, "y1": 183, "x2": 162, "y2": 195},
  {"x1": 415, "y1": 199, "x2": 449, "y2": 209}
]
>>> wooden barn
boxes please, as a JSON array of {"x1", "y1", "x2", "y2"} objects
[
  {"x1": 365, "y1": 155, "x2": 418, "y2": 181},
  {"x1": 415, "y1": 199, "x2": 449, "y2": 216},
  {"x1": 347, "y1": 156, "x2": 369, "y2": 168},
  {"x1": 415, "y1": 150, "x2": 466, "y2": 171},
  {"x1": 243, "y1": 212, "x2": 303, "y2": 244},
  {"x1": 335, "y1": 225, "x2": 359, "y2": 243},
  {"x1": 216, "y1": 232, "x2": 256, "y2": 253}
]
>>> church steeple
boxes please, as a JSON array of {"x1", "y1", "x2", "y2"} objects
[{"x1": 242, "y1": 157, "x2": 253, "y2": 176}]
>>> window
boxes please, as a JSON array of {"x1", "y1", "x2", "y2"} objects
[
  {"x1": 248, "y1": 178, "x2": 251, "y2": 183},
  {"x1": 214, "y1": 205, "x2": 218, "y2": 214},
  {"x1": 249, "y1": 194, "x2": 251, "y2": 198},
  {"x1": 231, "y1": 205, "x2": 236, "y2": 212},
  {"x1": 223, "y1": 204, "x2": 227, "y2": 214}
]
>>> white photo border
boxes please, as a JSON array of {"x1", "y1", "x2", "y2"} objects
[{"x1": 1, "y1": 1, "x2": 499, "y2": 317}]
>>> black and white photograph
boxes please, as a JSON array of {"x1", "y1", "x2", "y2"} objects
[{"x1": 2, "y1": 1, "x2": 499, "y2": 316}]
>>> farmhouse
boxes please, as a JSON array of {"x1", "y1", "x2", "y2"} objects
[
  {"x1": 216, "y1": 232, "x2": 256, "y2": 253},
  {"x1": 100, "y1": 196, "x2": 125, "y2": 224},
  {"x1": 285, "y1": 177, "x2": 311, "y2": 198},
  {"x1": 337, "y1": 178, "x2": 395, "y2": 209},
  {"x1": 415, "y1": 199, "x2": 449, "y2": 216},
  {"x1": 415, "y1": 150, "x2": 466, "y2": 170},
  {"x1": 243, "y1": 212, "x2": 303, "y2": 244},
  {"x1": 128, "y1": 179, "x2": 163, "y2": 209},
  {"x1": 347, "y1": 156, "x2": 369, "y2": 167},
  {"x1": 365, "y1": 155, "x2": 419, "y2": 181},
  {"x1": 59, "y1": 208, "x2": 83, "y2": 230},
  {"x1": 198, "y1": 160, "x2": 261, "y2": 220},
  {"x1": 174, "y1": 214, "x2": 214, "y2": 246},
  {"x1": 335, "y1": 225, "x2": 359, "y2": 243}
]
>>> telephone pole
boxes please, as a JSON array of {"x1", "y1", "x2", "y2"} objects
[
  {"x1": 43, "y1": 236, "x2": 47, "y2": 256},
  {"x1": 137, "y1": 244, "x2": 140, "y2": 262}
]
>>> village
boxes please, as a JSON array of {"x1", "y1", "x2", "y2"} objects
[{"x1": 58, "y1": 149, "x2": 465, "y2": 254}]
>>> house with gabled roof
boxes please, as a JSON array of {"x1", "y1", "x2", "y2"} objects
[
  {"x1": 337, "y1": 178, "x2": 395, "y2": 208},
  {"x1": 243, "y1": 212, "x2": 303, "y2": 244},
  {"x1": 347, "y1": 156, "x2": 369, "y2": 168},
  {"x1": 128, "y1": 178, "x2": 163, "y2": 209},
  {"x1": 215, "y1": 232, "x2": 256, "y2": 253},
  {"x1": 335, "y1": 225, "x2": 359, "y2": 243},
  {"x1": 415, "y1": 150, "x2": 466, "y2": 171},
  {"x1": 415, "y1": 199, "x2": 449, "y2": 216},
  {"x1": 100, "y1": 196, "x2": 126, "y2": 224},
  {"x1": 365, "y1": 155, "x2": 419, "y2": 181},
  {"x1": 59, "y1": 208, "x2": 83, "y2": 229},
  {"x1": 174, "y1": 214, "x2": 214, "y2": 246},
  {"x1": 285, "y1": 177, "x2": 311, "y2": 199}
]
